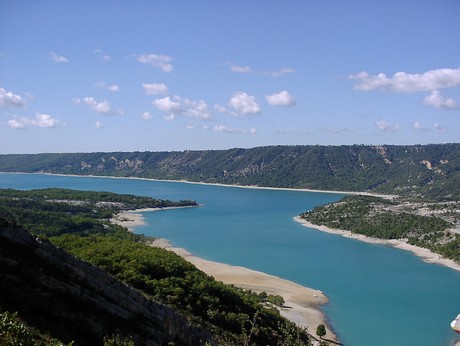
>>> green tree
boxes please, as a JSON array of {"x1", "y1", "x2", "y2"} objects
[{"x1": 316, "y1": 324, "x2": 326, "y2": 339}]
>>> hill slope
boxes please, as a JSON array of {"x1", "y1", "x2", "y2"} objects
[
  {"x1": 1, "y1": 144, "x2": 459, "y2": 200},
  {"x1": 0, "y1": 219, "x2": 210, "y2": 346}
]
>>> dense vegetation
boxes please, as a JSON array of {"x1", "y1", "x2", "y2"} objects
[
  {"x1": 300, "y1": 195, "x2": 460, "y2": 263},
  {"x1": 0, "y1": 311, "x2": 71, "y2": 346},
  {"x1": 0, "y1": 188, "x2": 313, "y2": 345},
  {"x1": 1, "y1": 143, "x2": 459, "y2": 201},
  {"x1": 0, "y1": 188, "x2": 197, "y2": 237}
]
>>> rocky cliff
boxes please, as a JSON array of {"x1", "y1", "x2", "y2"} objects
[{"x1": 0, "y1": 219, "x2": 211, "y2": 345}]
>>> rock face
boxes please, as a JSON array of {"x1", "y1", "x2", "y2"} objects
[{"x1": 0, "y1": 219, "x2": 211, "y2": 346}]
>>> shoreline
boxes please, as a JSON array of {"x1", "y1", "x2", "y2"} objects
[
  {"x1": 0, "y1": 171, "x2": 394, "y2": 198},
  {"x1": 295, "y1": 216, "x2": 460, "y2": 272},
  {"x1": 112, "y1": 209, "x2": 338, "y2": 342}
]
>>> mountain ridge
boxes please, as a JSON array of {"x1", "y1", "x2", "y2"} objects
[{"x1": 1, "y1": 144, "x2": 459, "y2": 200}]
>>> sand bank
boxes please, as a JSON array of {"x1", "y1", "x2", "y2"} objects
[
  {"x1": 111, "y1": 209, "x2": 149, "y2": 231},
  {"x1": 150, "y1": 238, "x2": 337, "y2": 341},
  {"x1": 111, "y1": 207, "x2": 193, "y2": 231},
  {"x1": 295, "y1": 217, "x2": 460, "y2": 272}
]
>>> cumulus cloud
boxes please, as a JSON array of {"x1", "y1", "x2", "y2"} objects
[
  {"x1": 74, "y1": 97, "x2": 123, "y2": 115},
  {"x1": 47, "y1": 51, "x2": 69, "y2": 63},
  {"x1": 137, "y1": 54, "x2": 173, "y2": 72},
  {"x1": 228, "y1": 91, "x2": 261, "y2": 116},
  {"x1": 143, "y1": 83, "x2": 168, "y2": 95},
  {"x1": 152, "y1": 96, "x2": 180, "y2": 113},
  {"x1": 423, "y1": 90, "x2": 458, "y2": 110},
  {"x1": 349, "y1": 68, "x2": 460, "y2": 92},
  {"x1": 183, "y1": 99, "x2": 212, "y2": 120},
  {"x1": 95, "y1": 81, "x2": 120, "y2": 92},
  {"x1": 8, "y1": 113, "x2": 61, "y2": 129},
  {"x1": 376, "y1": 120, "x2": 400, "y2": 132},
  {"x1": 152, "y1": 96, "x2": 212, "y2": 120},
  {"x1": 266, "y1": 90, "x2": 296, "y2": 106},
  {"x1": 0, "y1": 87, "x2": 25, "y2": 107},
  {"x1": 95, "y1": 121, "x2": 105, "y2": 129},
  {"x1": 7, "y1": 118, "x2": 26, "y2": 129}
]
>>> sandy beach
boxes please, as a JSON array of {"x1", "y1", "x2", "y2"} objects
[
  {"x1": 112, "y1": 210, "x2": 337, "y2": 341},
  {"x1": 295, "y1": 217, "x2": 460, "y2": 272}
]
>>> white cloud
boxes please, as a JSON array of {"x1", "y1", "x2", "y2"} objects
[
  {"x1": 433, "y1": 123, "x2": 447, "y2": 132},
  {"x1": 141, "y1": 111, "x2": 153, "y2": 120},
  {"x1": 213, "y1": 125, "x2": 257, "y2": 134},
  {"x1": 152, "y1": 96, "x2": 180, "y2": 113},
  {"x1": 74, "y1": 97, "x2": 123, "y2": 115},
  {"x1": 137, "y1": 54, "x2": 173, "y2": 72},
  {"x1": 8, "y1": 118, "x2": 26, "y2": 129},
  {"x1": 94, "y1": 49, "x2": 111, "y2": 61},
  {"x1": 95, "y1": 121, "x2": 105, "y2": 129},
  {"x1": 95, "y1": 81, "x2": 120, "y2": 92},
  {"x1": 183, "y1": 99, "x2": 212, "y2": 120},
  {"x1": 349, "y1": 68, "x2": 460, "y2": 92},
  {"x1": 143, "y1": 83, "x2": 168, "y2": 95},
  {"x1": 213, "y1": 125, "x2": 240, "y2": 133},
  {"x1": 152, "y1": 96, "x2": 181, "y2": 120},
  {"x1": 8, "y1": 113, "x2": 61, "y2": 129},
  {"x1": 47, "y1": 51, "x2": 69, "y2": 63},
  {"x1": 228, "y1": 91, "x2": 261, "y2": 116},
  {"x1": 34, "y1": 113, "x2": 60, "y2": 127},
  {"x1": 413, "y1": 121, "x2": 428, "y2": 131},
  {"x1": 423, "y1": 90, "x2": 458, "y2": 110},
  {"x1": 0, "y1": 87, "x2": 25, "y2": 107},
  {"x1": 266, "y1": 90, "x2": 296, "y2": 106},
  {"x1": 229, "y1": 63, "x2": 294, "y2": 77},
  {"x1": 376, "y1": 120, "x2": 400, "y2": 132},
  {"x1": 152, "y1": 96, "x2": 213, "y2": 120},
  {"x1": 230, "y1": 64, "x2": 252, "y2": 73}
]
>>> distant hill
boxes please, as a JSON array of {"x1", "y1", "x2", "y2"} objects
[{"x1": 1, "y1": 144, "x2": 459, "y2": 200}]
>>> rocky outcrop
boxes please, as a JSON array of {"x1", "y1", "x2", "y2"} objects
[{"x1": 0, "y1": 219, "x2": 211, "y2": 345}]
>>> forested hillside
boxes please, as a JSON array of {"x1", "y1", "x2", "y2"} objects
[
  {"x1": 0, "y1": 188, "x2": 313, "y2": 345},
  {"x1": 300, "y1": 195, "x2": 460, "y2": 263},
  {"x1": 1, "y1": 144, "x2": 459, "y2": 200}
]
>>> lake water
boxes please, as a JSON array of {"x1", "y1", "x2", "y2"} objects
[{"x1": 1, "y1": 173, "x2": 459, "y2": 346}]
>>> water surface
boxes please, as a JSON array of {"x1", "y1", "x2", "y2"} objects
[{"x1": 1, "y1": 173, "x2": 459, "y2": 346}]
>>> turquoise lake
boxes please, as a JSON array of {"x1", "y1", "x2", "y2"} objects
[{"x1": 1, "y1": 173, "x2": 459, "y2": 346}]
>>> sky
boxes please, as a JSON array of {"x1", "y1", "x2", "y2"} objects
[{"x1": 1, "y1": 1, "x2": 459, "y2": 154}]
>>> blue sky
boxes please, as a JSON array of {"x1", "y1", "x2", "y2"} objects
[{"x1": 1, "y1": 1, "x2": 459, "y2": 153}]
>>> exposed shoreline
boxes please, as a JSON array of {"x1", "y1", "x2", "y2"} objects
[
  {"x1": 112, "y1": 210, "x2": 338, "y2": 342},
  {"x1": 0, "y1": 171, "x2": 393, "y2": 198},
  {"x1": 294, "y1": 217, "x2": 460, "y2": 272}
]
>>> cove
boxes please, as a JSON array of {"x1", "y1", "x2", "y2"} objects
[{"x1": 1, "y1": 173, "x2": 459, "y2": 346}]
